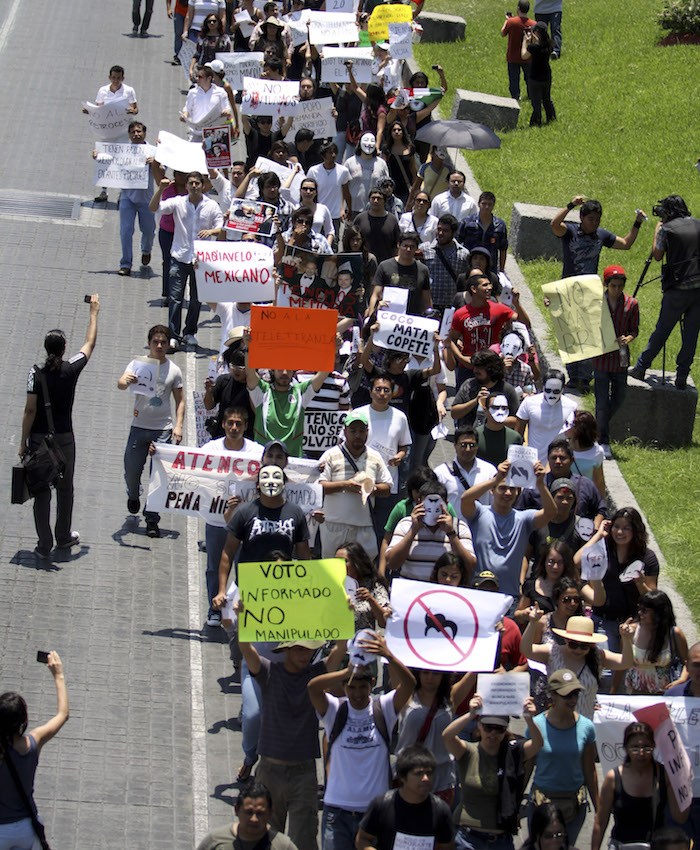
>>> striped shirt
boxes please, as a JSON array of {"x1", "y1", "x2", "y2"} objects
[
  {"x1": 592, "y1": 292, "x2": 639, "y2": 372},
  {"x1": 295, "y1": 371, "x2": 350, "y2": 411},
  {"x1": 388, "y1": 517, "x2": 474, "y2": 582}
]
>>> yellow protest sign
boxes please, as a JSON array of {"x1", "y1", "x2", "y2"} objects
[
  {"x1": 238, "y1": 559, "x2": 355, "y2": 642},
  {"x1": 541, "y1": 274, "x2": 618, "y2": 364},
  {"x1": 368, "y1": 4, "x2": 412, "y2": 41}
]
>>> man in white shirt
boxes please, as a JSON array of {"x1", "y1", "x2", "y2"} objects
[
  {"x1": 307, "y1": 142, "x2": 352, "y2": 234},
  {"x1": 318, "y1": 411, "x2": 393, "y2": 559},
  {"x1": 114, "y1": 121, "x2": 156, "y2": 276},
  {"x1": 515, "y1": 369, "x2": 577, "y2": 462},
  {"x1": 434, "y1": 426, "x2": 497, "y2": 515},
  {"x1": 429, "y1": 170, "x2": 478, "y2": 221},
  {"x1": 150, "y1": 171, "x2": 223, "y2": 351}
]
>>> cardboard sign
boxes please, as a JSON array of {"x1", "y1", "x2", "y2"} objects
[
  {"x1": 439, "y1": 307, "x2": 456, "y2": 340},
  {"x1": 634, "y1": 702, "x2": 694, "y2": 811},
  {"x1": 477, "y1": 672, "x2": 531, "y2": 716},
  {"x1": 373, "y1": 310, "x2": 439, "y2": 358},
  {"x1": 321, "y1": 47, "x2": 374, "y2": 84},
  {"x1": 83, "y1": 98, "x2": 131, "y2": 141},
  {"x1": 388, "y1": 22, "x2": 413, "y2": 60},
  {"x1": 284, "y1": 97, "x2": 336, "y2": 141},
  {"x1": 93, "y1": 142, "x2": 151, "y2": 189},
  {"x1": 241, "y1": 77, "x2": 300, "y2": 118},
  {"x1": 367, "y1": 3, "x2": 412, "y2": 41},
  {"x1": 194, "y1": 241, "x2": 275, "y2": 303},
  {"x1": 325, "y1": 0, "x2": 357, "y2": 13},
  {"x1": 127, "y1": 356, "x2": 159, "y2": 397},
  {"x1": 238, "y1": 559, "x2": 355, "y2": 642},
  {"x1": 253, "y1": 156, "x2": 304, "y2": 203},
  {"x1": 307, "y1": 12, "x2": 358, "y2": 45},
  {"x1": 225, "y1": 199, "x2": 277, "y2": 235},
  {"x1": 248, "y1": 305, "x2": 338, "y2": 371},
  {"x1": 303, "y1": 410, "x2": 348, "y2": 452},
  {"x1": 215, "y1": 52, "x2": 264, "y2": 90},
  {"x1": 541, "y1": 274, "x2": 618, "y2": 365},
  {"x1": 203, "y1": 126, "x2": 232, "y2": 168},
  {"x1": 386, "y1": 578, "x2": 513, "y2": 671},
  {"x1": 233, "y1": 8, "x2": 256, "y2": 37},
  {"x1": 155, "y1": 130, "x2": 208, "y2": 175},
  {"x1": 505, "y1": 445, "x2": 538, "y2": 488}
]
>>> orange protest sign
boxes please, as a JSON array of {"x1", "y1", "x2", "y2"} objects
[{"x1": 248, "y1": 305, "x2": 338, "y2": 371}]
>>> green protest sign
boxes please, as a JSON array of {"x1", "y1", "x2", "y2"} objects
[{"x1": 238, "y1": 559, "x2": 354, "y2": 642}]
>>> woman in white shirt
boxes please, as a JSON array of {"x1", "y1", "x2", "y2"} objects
[{"x1": 399, "y1": 191, "x2": 438, "y2": 244}]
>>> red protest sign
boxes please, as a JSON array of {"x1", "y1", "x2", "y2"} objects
[{"x1": 248, "y1": 305, "x2": 337, "y2": 371}]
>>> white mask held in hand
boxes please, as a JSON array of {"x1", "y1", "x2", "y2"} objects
[
  {"x1": 543, "y1": 378, "x2": 563, "y2": 406},
  {"x1": 501, "y1": 332, "x2": 524, "y2": 359},
  {"x1": 489, "y1": 394, "x2": 509, "y2": 423},
  {"x1": 422, "y1": 493, "x2": 444, "y2": 526},
  {"x1": 259, "y1": 465, "x2": 285, "y2": 497}
]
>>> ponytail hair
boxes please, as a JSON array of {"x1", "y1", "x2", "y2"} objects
[{"x1": 44, "y1": 330, "x2": 66, "y2": 371}]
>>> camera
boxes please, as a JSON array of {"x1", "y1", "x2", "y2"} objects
[{"x1": 652, "y1": 202, "x2": 664, "y2": 217}]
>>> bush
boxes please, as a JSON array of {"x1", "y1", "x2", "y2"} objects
[{"x1": 656, "y1": 0, "x2": 700, "y2": 34}]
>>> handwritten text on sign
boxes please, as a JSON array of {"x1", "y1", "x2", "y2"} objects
[
  {"x1": 321, "y1": 47, "x2": 374, "y2": 84},
  {"x1": 94, "y1": 142, "x2": 151, "y2": 189},
  {"x1": 238, "y1": 559, "x2": 355, "y2": 642},
  {"x1": 304, "y1": 410, "x2": 348, "y2": 452},
  {"x1": 367, "y1": 3, "x2": 412, "y2": 41},
  {"x1": 241, "y1": 77, "x2": 300, "y2": 117},
  {"x1": 541, "y1": 274, "x2": 618, "y2": 364},
  {"x1": 248, "y1": 306, "x2": 338, "y2": 372},
  {"x1": 215, "y1": 52, "x2": 264, "y2": 89},
  {"x1": 635, "y1": 702, "x2": 694, "y2": 811},
  {"x1": 373, "y1": 311, "x2": 439, "y2": 357},
  {"x1": 284, "y1": 97, "x2": 337, "y2": 141},
  {"x1": 194, "y1": 241, "x2": 275, "y2": 303},
  {"x1": 83, "y1": 99, "x2": 131, "y2": 141},
  {"x1": 307, "y1": 12, "x2": 359, "y2": 45}
]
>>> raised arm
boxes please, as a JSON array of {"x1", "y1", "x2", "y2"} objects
[
  {"x1": 79, "y1": 295, "x2": 100, "y2": 360},
  {"x1": 519, "y1": 604, "x2": 552, "y2": 663},
  {"x1": 461, "y1": 461, "x2": 506, "y2": 519},
  {"x1": 612, "y1": 209, "x2": 646, "y2": 250},
  {"x1": 443, "y1": 694, "x2": 481, "y2": 758},
  {"x1": 532, "y1": 462, "x2": 557, "y2": 529},
  {"x1": 550, "y1": 195, "x2": 584, "y2": 237},
  {"x1": 29, "y1": 651, "x2": 70, "y2": 752}
]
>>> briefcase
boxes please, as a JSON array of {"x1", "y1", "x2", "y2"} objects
[{"x1": 11, "y1": 463, "x2": 29, "y2": 504}]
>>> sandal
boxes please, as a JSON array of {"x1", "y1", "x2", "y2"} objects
[{"x1": 236, "y1": 758, "x2": 258, "y2": 782}]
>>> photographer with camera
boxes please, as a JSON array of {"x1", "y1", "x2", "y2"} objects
[{"x1": 630, "y1": 194, "x2": 700, "y2": 390}]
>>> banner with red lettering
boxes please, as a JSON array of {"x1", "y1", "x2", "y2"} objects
[
  {"x1": 194, "y1": 241, "x2": 275, "y2": 303},
  {"x1": 145, "y1": 444, "x2": 322, "y2": 527}
]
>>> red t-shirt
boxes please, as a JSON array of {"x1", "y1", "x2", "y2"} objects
[
  {"x1": 451, "y1": 301, "x2": 515, "y2": 357},
  {"x1": 503, "y1": 15, "x2": 536, "y2": 63}
]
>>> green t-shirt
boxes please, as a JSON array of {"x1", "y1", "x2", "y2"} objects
[
  {"x1": 250, "y1": 378, "x2": 314, "y2": 457},
  {"x1": 196, "y1": 825, "x2": 298, "y2": 850},
  {"x1": 475, "y1": 424, "x2": 523, "y2": 469},
  {"x1": 384, "y1": 497, "x2": 457, "y2": 536}
]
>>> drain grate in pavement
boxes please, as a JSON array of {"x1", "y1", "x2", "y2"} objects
[{"x1": 0, "y1": 191, "x2": 82, "y2": 220}]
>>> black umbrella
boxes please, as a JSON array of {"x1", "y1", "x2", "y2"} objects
[{"x1": 414, "y1": 119, "x2": 501, "y2": 150}]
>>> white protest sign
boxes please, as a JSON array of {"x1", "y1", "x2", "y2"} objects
[
  {"x1": 307, "y1": 12, "x2": 358, "y2": 45},
  {"x1": 477, "y1": 672, "x2": 531, "y2": 716},
  {"x1": 155, "y1": 130, "x2": 208, "y2": 175},
  {"x1": 94, "y1": 142, "x2": 151, "y2": 189},
  {"x1": 303, "y1": 410, "x2": 348, "y2": 453},
  {"x1": 237, "y1": 480, "x2": 323, "y2": 515},
  {"x1": 580, "y1": 537, "x2": 609, "y2": 581},
  {"x1": 388, "y1": 22, "x2": 413, "y2": 60},
  {"x1": 194, "y1": 241, "x2": 275, "y2": 303},
  {"x1": 383, "y1": 286, "x2": 408, "y2": 313},
  {"x1": 284, "y1": 98, "x2": 336, "y2": 141},
  {"x1": 193, "y1": 390, "x2": 217, "y2": 447},
  {"x1": 234, "y1": 8, "x2": 256, "y2": 37},
  {"x1": 439, "y1": 307, "x2": 456, "y2": 340},
  {"x1": 386, "y1": 578, "x2": 513, "y2": 671},
  {"x1": 241, "y1": 77, "x2": 300, "y2": 118},
  {"x1": 321, "y1": 47, "x2": 374, "y2": 83},
  {"x1": 326, "y1": 0, "x2": 358, "y2": 14},
  {"x1": 215, "y1": 52, "x2": 264, "y2": 90},
  {"x1": 254, "y1": 156, "x2": 303, "y2": 201},
  {"x1": 373, "y1": 310, "x2": 439, "y2": 358},
  {"x1": 634, "y1": 702, "x2": 694, "y2": 811},
  {"x1": 178, "y1": 38, "x2": 197, "y2": 83},
  {"x1": 83, "y1": 99, "x2": 131, "y2": 141},
  {"x1": 283, "y1": 10, "x2": 313, "y2": 48},
  {"x1": 128, "y1": 356, "x2": 159, "y2": 397},
  {"x1": 505, "y1": 445, "x2": 538, "y2": 488},
  {"x1": 595, "y1": 696, "x2": 700, "y2": 798}
]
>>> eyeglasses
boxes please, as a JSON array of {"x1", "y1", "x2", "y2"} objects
[
  {"x1": 481, "y1": 723, "x2": 507, "y2": 733},
  {"x1": 545, "y1": 558, "x2": 563, "y2": 567},
  {"x1": 542, "y1": 832, "x2": 567, "y2": 841},
  {"x1": 565, "y1": 639, "x2": 589, "y2": 650},
  {"x1": 628, "y1": 745, "x2": 654, "y2": 754},
  {"x1": 415, "y1": 198, "x2": 429, "y2": 204},
  {"x1": 457, "y1": 442, "x2": 477, "y2": 449},
  {"x1": 637, "y1": 605, "x2": 648, "y2": 613},
  {"x1": 561, "y1": 596, "x2": 581, "y2": 605}
]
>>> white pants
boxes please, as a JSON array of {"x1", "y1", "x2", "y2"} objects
[
  {"x1": 319, "y1": 520, "x2": 378, "y2": 560},
  {"x1": 0, "y1": 818, "x2": 42, "y2": 850}
]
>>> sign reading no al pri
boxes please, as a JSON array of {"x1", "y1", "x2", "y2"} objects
[
  {"x1": 373, "y1": 310, "x2": 439, "y2": 357},
  {"x1": 386, "y1": 579, "x2": 513, "y2": 671},
  {"x1": 241, "y1": 77, "x2": 300, "y2": 118},
  {"x1": 367, "y1": 3, "x2": 412, "y2": 41},
  {"x1": 541, "y1": 274, "x2": 618, "y2": 364},
  {"x1": 194, "y1": 241, "x2": 275, "y2": 303},
  {"x1": 238, "y1": 559, "x2": 355, "y2": 642},
  {"x1": 83, "y1": 98, "x2": 131, "y2": 141},
  {"x1": 248, "y1": 305, "x2": 338, "y2": 371},
  {"x1": 94, "y1": 142, "x2": 151, "y2": 189}
]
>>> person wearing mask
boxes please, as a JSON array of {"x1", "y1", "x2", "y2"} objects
[
  {"x1": 475, "y1": 391, "x2": 524, "y2": 467},
  {"x1": 345, "y1": 133, "x2": 390, "y2": 218}
]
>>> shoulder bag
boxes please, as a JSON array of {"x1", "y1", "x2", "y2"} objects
[
  {"x1": 22, "y1": 366, "x2": 67, "y2": 496},
  {"x1": 0, "y1": 743, "x2": 51, "y2": 850}
]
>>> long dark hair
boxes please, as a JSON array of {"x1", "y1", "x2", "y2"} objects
[
  {"x1": 429, "y1": 552, "x2": 469, "y2": 586},
  {"x1": 523, "y1": 803, "x2": 570, "y2": 850},
  {"x1": 410, "y1": 669, "x2": 452, "y2": 708},
  {"x1": 608, "y1": 507, "x2": 648, "y2": 562},
  {"x1": 383, "y1": 120, "x2": 412, "y2": 153},
  {"x1": 639, "y1": 589, "x2": 676, "y2": 663},
  {"x1": 338, "y1": 540, "x2": 387, "y2": 588},
  {"x1": 532, "y1": 21, "x2": 552, "y2": 53},
  {"x1": 44, "y1": 330, "x2": 66, "y2": 371},
  {"x1": 623, "y1": 721, "x2": 655, "y2": 764},
  {"x1": 0, "y1": 692, "x2": 28, "y2": 751},
  {"x1": 534, "y1": 540, "x2": 577, "y2": 581},
  {"x1": 364, "y1": 84, "x2": 387, "y2": 120}
]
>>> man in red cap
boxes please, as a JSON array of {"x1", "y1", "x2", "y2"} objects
[{"x1": 592, "y1": 265, "x2": 639, "y2": 458}]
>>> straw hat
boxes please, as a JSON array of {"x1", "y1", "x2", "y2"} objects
[{"x1": 551, "y1": 615, "x2": 607, "y2": 644}]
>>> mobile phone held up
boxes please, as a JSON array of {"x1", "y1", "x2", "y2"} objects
[{"x1": 37, "y1": 650, "x2": 50, "y2": 664}]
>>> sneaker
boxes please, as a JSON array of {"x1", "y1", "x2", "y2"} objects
[
  {"x1": 628, "y1": 366, "x2": 646, "y2": 381},
  {"x1": 94, "y1": 190, "x2": 108, "y2": 203},
  {"x1": 141, "y1": 253, "x2": 151, "y2": 265},
  {"x1": 34, "y1": 546, "x2": 51, "y2": 560},
  {"x1": 206, "y1": 612, "x2": 222, "y2": 627},
  {"x1": 127, "y1": 497, "x2": 140, "y2": 514},
  {"x1": 132, "y1": 25, "x2": 139, "y2": 34},
  {"x1": 551, "y1": 51, "x2": 560, "y2": 60},
  {"x1": 675, "y1": 374, "x2": 688, "y2": 390},
  {"x1": 168, "y1": 338, "x2": 179, "y2": 352},
  {"x1": 601, "y1": 443, "x2": 612, "y2": 460},
  {"x1": 139, "y1": 29, "x2": 149, "y2": 37},
  {"x1": 56, "y1": 532, "x2": 80, "y2": 549},
  {"x1": 146, "y1": 520, "x2": 161, "y2": 538},
  {"x1": 161, "y1": 297, "x2": 170, "y2": 307},
  {"x1": 183, "y1": 334, "x2": 198, "y2": 347},
  {"x1": 118, "y1": 267, "x2": 131, "y2": 276}
]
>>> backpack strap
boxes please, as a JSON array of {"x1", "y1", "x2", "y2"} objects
[
  {"x1": 324, "y1": 700, "x2": 349, "y2": 772},
  {"x1": 34, "y1": 365, "x2": 57, "y2": 435}
]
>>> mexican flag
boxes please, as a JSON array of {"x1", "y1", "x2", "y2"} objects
[{"x1": 403, "y1": 88, "x2": 443, "y2": 111}]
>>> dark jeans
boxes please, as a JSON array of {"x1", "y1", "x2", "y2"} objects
[
  {"x1": 173, "y1": 11, "x2": 185, "y2": 56},
  {"x1": 159, "y1": 228, "x2": 174, "y2": 299},
  {"x1": 635, "y1": 288, "x2": 700, "y2": 378},
  {"x1": 30, "y1": 432, "x2": 76, "y2": 553},
  {"x1": 567, "y1": 357, "x2": 593, "y2": 384},
  {"x1": 528, "y1": 78, "x2": 556, "y2": 126},
  {"x1": 169, "y1": 259, "x2": 199, "y2": 340},
  {"x1": 132, "y1": 0, "x2": 154, "y2": 31},
  {"x1": 594, "y1": 369, "x2": 628, "y2": 443},
  {"x1": 535, "y1": 10, "x2": 562, "y2": 55},
  {"x1": 507, "y1": 61, "x2": 530, "y2": 100},
  {"x1": 123, "y1": 426, "x2": 172, "y2": 522}
]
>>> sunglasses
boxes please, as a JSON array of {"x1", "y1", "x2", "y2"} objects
[
  {"x1": 561, "y1": 596, "x2": 581, "y2": 605},
  {"x1": 481, "y1": 723, "x2": 507, "y2": 733},
  {"x1": 565, "y1": 639, "x2": 589, "y2": 650},
  {"x1": 628, "y1": 745, "x2": 654, "y2": 754}
]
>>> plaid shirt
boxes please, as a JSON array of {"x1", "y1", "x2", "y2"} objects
[
  {"x1": 504, "y1": 358, "x2": 534, "y2": 389},
  {"x1": 592, "y1": 292, "x2": 640, "y2": 372},
  {"x1": 419, "y1": 239, "x2": 471, "y2": 307}
]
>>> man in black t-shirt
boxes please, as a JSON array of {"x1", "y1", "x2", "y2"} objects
[
  {"x1": 357, "y1": 745, "x2": 454, "y2": 850},
  {"x1": 368, "y1": 231, "x2": 433, "y2": 317},
  {"x1": 353, "y1": 189, "x2": 401, "y2": 263}
]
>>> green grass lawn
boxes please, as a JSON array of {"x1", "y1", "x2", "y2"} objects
[{"x1": 414, "y1": 0, "x2": 700, "y2": 624}]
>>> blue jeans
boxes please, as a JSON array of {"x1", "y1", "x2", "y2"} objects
[
  {"x1": 169, "y1": 259, "x2": 199, "y2": 340},
  {"x1": 132, "y1": 0, "x2": 154, "y2": 30},
  {"x1": 159, "y1": 228, "x2": 174, "y2": 298},
  {"x1": 593, "y1": 614, "x2": 621, "y2": 692},
  {"x1": 455, "y1": 827, "x2": 514, "y2": 850},
  {"x1": 635, "y1": 288, "x2": 700, "y2": 379},
  {"x1": 119, "y1": 197, "x2": 155, "y2": 269},
  {"x1": 333, "y1": 130, "x2": 355, "y2": 164},
  {"x1": 535, "y1": 11, "x2": 562, "y2": 55},
  {"x1": 594, "y1": 370, "x2": 627, "y2": 443},
  {"x1": 322, "y1": 806, "x2": 364, "y2": 850},
  {"x1": 241, "y1": 659, "x2": 262, "y2": 763},
  {"x1": 205, "y1": 524, "x2": 228, "y2": 616},
  {"x1": 566, "y1": 358, "x2": 593, "y2": 384},
  {"x1": 173, "y1": 11, "x2": 185, "y2": 56},
  {"x1": 507, "y1": 61, "x2": 530, "y2": 100},
  {"x1": 123, "y1": 426, "x2": 172, "y2": 522},
  {"x1": 410, "y1": 431, "x2": 437, "y2": 470}
]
